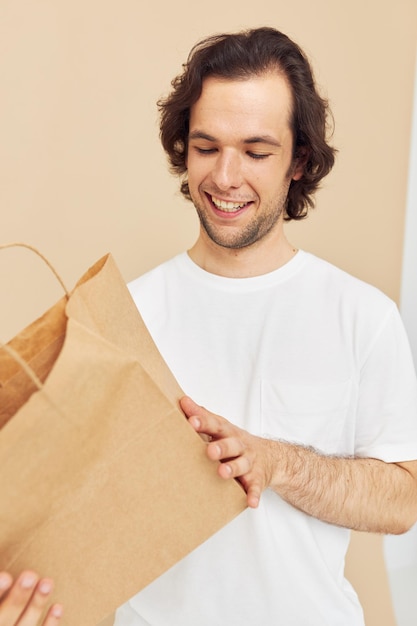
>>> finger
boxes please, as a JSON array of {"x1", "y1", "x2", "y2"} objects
[
  {"x1": 42, "y1": 604, "x2": 63, "y2": 625},
  {"x1": 246, "y1": 485, "x2": 262, "y2": 509},
  {"x1": 18, "y1": 578, "x2": 55, "y2": 626},
  {"x1": 180, "y1": 396, "x2": 215, "y2": 427},
  {"x1": 179, "y1": 396, "x2": 202, "y2": 419},
  {"x1": 207, "y1": 437, "x2": 245, "y2": 462},
  {"x1": 239, "y1": 475, "x2": 263, "y2": 509},
  {"x1": 0, "y1": 572, "x2": 12, "y2": 601},
  {"x1": 218, "y1": 453, "x2": 253, "y2": 480},
  {"x1": 181, "y1": 398, "x2": 230, "y2": 438},
  {"x1": 180, "y1": 397, "x2": 219, "y2": 428},
  {"x1": 0, "y1": 571, "x2": 39, "y2": 626}
]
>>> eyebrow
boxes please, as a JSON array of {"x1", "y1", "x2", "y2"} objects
[
  {"x1": 244, "y1": 136, "x2": 282, "y2": 148},
  {"x1": 188, "y1": 131, "x2": 217, "y2": 143},
  {"x1": 188, "y1": 130, "x2": 282, "y2": 148}
]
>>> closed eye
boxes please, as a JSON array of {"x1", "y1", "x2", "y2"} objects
[
  {"x1": 247, "y1": 152, "x2": 271, "y2": 160},
  {"x1": 193, "y1": 146, "x2": 217, "y2": 155},
  {"x1": 191, "y1": 146, "x2": 271, "y2": 159}
]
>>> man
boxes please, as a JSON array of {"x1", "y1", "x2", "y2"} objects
[{"x1": 112, "y1": 26, "x2": 417, "y2": 625}]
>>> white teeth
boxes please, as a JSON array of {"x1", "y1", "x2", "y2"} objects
[{"x1": 211, "y1": 196, "x2": 248, "y2": 211}]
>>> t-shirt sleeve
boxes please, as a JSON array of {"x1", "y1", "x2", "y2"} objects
[{"x1": 355, "y1": 304, "x2": 417, "y2": 461}]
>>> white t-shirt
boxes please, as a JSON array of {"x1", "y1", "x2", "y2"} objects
[{"x1": 114, "y1": 250, "x2": 417, "y2": 626}]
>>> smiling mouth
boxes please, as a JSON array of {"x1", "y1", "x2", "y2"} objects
[{"x1": 210, "y1": 194, "x2": 252, "y2": 213}]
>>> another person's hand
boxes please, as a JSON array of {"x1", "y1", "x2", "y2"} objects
[
  {"x1": 0, "y1": 571, "x2": 62, "y2": 626},
  {"x1": 180, "y1": 395, "x2": 274, "y2": 508}
]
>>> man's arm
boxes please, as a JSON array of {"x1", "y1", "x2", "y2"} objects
[
  {"x1": 0, "y1": 571, "x2": 62, "y2": 626},
  {"x1": 181, "y1": 396, "x2": 417, "y2": 535}
]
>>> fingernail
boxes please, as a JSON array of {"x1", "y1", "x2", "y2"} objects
[
  {"x1": 20, "y1": 573, "x2": 37, "y2": 589},
  {"x1": 250, "y1": 495, "x2": 260, "y2": 508},
  {"x1": 51, "y1": 604, "x2": 63, "y2": 618},
  {"x1": 191, "y1": 416, "x2": 200, "y2": 428},
  {"x1": 39, "y1": 579, "x2": 53, "y2": 594},
  {"x1": 0, "y1": 573, "x2": 11, "y2": 590}
]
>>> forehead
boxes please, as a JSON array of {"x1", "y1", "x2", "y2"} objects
[{"x1": 189, "y1": 72, "x2": 294, "y2": 138}]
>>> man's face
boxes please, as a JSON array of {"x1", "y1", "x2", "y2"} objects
[{"x1": 186, "y1": 72, "x2": 302, "y2": 252}]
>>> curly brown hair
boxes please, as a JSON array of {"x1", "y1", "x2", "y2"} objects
[{"x1": 158, "y1": 27, "x2": 336, "y2": 220}]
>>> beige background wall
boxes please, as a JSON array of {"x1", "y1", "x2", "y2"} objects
[{"x1": 1, "y1": 1, "x2": 416, "y2": 624}]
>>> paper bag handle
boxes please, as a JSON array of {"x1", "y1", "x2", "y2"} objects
[
  {"x1": 0, "y1": 242, "x2": 70, "y2": 297},
  {"x1": 0, "y1": 242, "x2": 68, "y2": 390},
  {"x1": 0, "y1": 341, "x2": 44, "y2": 390}
]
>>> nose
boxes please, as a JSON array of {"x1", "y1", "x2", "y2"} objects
[{"x1": 211, "y1": 150, "x2": 242, "y2": 191}]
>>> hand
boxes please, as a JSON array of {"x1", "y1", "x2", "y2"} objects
[
  {"x1": 180, "y1": 396, "x2": 273, "y2": 508},
  {"x1": 0, "y1": 571, "x2": 62, "y2": 626}
]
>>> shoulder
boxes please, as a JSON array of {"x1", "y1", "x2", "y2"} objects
[
  {"x1": 302, "y1": 252, "x2": 395, "y2": 312},
  {"x1": 298, "y1": 253, "x2": 401, "y2": 355}
]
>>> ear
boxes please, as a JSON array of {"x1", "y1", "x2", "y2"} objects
[{"x1": 291, "y1": 147, "x2": 309, "y2": 181}]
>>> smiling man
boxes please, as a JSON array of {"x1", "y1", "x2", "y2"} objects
[
  {"x1": 186, "y1": 74, "x2": 301, "y2": 266},
  {"x1": 186, "y1": 74, "x2": 303, "y2": 278},
  {"x1": 114, "y1": 27, "x2": 417, "y2": 626}
]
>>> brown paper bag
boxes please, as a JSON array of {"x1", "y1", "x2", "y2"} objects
[{"x1": 0, "y1": 249, "x2": 246, "y2": 626}]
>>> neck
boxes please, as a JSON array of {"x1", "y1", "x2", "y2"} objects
[{"x1": 188, "y1": 229, "x2": 298, "y2": 278}]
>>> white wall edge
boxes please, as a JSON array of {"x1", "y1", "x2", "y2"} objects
[
  {"x1": 400, "y1": 48, "x2": 417, "y2": 363},
  {"x1": 384, "y1": 46, "x2": 417, "y2": 626}
]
